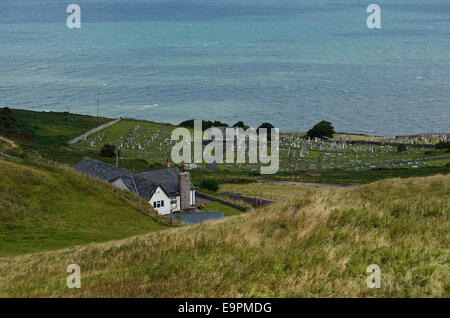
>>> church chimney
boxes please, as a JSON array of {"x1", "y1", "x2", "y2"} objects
[{"x1": 178, "y1": 169, "x2": 191, "y2": 211}]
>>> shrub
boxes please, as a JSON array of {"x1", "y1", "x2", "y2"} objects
[
  {"x1": 436, "y1": 141, "x2": 450, "y2": 150},
  {"x1": 200, "y1": 178, "x2": 219, "y2": 192},
  {"x1": 233, "y1": 121, "x2": 249, "y2": 130},
  {"x1": 397, "y1": 144, "x2": 407, "y2": 153},
  {"x1": 307, "y1": 121, "x2": 335, "y2": 139},
  {"x1": 179, "y1": 119, "x2": 228, "y2": 130},
  {"x1": 100, "y1": 144, "x2": 118, "y2": 158},
  {"x1": 257, "y1": 122, "x2": 275, "y2": 140}
]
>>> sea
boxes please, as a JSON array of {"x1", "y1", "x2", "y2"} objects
[{"x1": 0, "y1": 0, "x2": 449, "y2": 136}]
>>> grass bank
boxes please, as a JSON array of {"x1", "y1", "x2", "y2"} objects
[
  {"x1": 191, "y1": 165, "x2": 450, "y2": 186},
  {"x1": 0, "y1": 174, "x2": 448, "y2": 297},
  {"x1": 0, "y1": 158, "x2": 169, "y2": 256}
]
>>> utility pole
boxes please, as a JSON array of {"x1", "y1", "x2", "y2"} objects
[
  {"x1": 115, "y1": 146, "x2": 119, "y2": 167},
  {"x1": 390, "y1": 159, "x2": 392, "y2": 179},
  {"x1": 289, "y1": 147, "x2": 292, "y2": 176},
  {"x1": 97, "y1": 99, "x2": 100, "y2": 117}
]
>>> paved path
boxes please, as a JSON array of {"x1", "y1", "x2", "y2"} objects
[
  {"x1": 67, "y1": 118, "x2": 121, "y2": 145},
  {"x1": 0, "y1": 152, "x2": 21, "y2": 160}
]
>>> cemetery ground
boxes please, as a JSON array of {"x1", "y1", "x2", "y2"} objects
[
  {"x1": 71, "y1": 115, "x2": 450, "y2": 185},
  {"x1": 1, "y1": 108, "x2": 448, "y2": 186}
]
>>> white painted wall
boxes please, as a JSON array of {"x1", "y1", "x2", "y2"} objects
[
  {"x1": 149, "y1": 186, "x2": 171, "y2": 215},
  {"x1": 190, "y1": 190, "x2": 196, "y2": 206},
  {"x1": 170, "y1": 196, "x2": 181, "y2": 213},
  {"x1": 111, "y1": 178, "x2": 194, "y2": 215}
]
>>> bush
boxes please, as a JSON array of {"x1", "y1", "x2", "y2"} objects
[
  {"x1": 307, "y1": 121, "x2": 335, "y2": 139},
  {"x1": 233, "y1": 121, "x2": 249, "y2": 130},
  {"x1": 257, "y1": 122, "x2": 275, "y2": 140},
  {"x1": 179, "y1": 119, "x2": 228, "y2": 130},
  {"x1": 436, "y1": 141, "x2": 450, "y2": 150},
  {"x1": 200, "y1": 178, "x2": 219, "y2": 192},
  {"x1": 397, "y1": 144, "x2": 407, "y2": 153},
  {"x1": 100, "y1": 144, "x2": 118, "y2": 158}
]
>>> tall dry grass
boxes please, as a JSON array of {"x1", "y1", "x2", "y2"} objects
[
  {"x1": 0, "y1": 158, "x2": 170, "y2": 256},
  {"x1": 0, "y1": 174, "x2": 448, "y2": 297}
]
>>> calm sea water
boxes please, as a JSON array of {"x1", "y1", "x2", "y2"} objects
[{"x1": 0, "y1": 0, "x2": 449, "y2": 136}]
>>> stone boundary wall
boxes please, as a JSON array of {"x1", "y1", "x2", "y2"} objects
[
  {"x1": 341, "y1": 140, "x2": 435, "y2": 149},
  {"x1": 196, "y1": 191, "x2": 252, "y2": 212},
  {"x1": 67, "y1": 118, "x2": 121, "y2": 145},
  {"x1": 121, "y1": 118, "x2": 175, "y2": 127},
  {"x1": 67, "y1": 146, "x2": 100, "y2": 155},
  {"x1": 219, "y1": 191, "x2": 276, "y2": 208}
]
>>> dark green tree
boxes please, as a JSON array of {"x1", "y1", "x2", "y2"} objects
[
  {"x1": 257, "y1": 122, "x2": 275, "y2": 139},
  {"x1": 233, "y1": 121, "x2": 249, "y2": 130},
  {"x1": 0, "y1": 107, "x2": 15, "y2": 130},
  {"x1": 100, "y1": 144, "x2": 119, "y2": 158},
  {"x1": 307, "y1": 121, "x2": 335, "y2": 139},
  {"x1": 179, "y1": 119, "x2": 228, "y2": 130},
  {"x1": 200, "y1": 178, "x2": 219, "y2": 192},
  {"x1": 436, "y1": 141, "x2": 450, "y2": 150},
  {"x1": 397, "y1": 144, "x2": 407, "y2": 153}
]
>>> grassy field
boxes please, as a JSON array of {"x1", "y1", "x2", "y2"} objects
[
  {"x1": 0, "y1": 158, "x2": 169, "y2": 256},
  {"x1": 68, "y1": 114, "x2": 450, "y2": 173},
  {"x1": 191, "y1": 164, "x2": 450, "y2": 187},
  {"x1": 202, "y1": 201, "x2": 242, "y2": 217},
  {"x1": 0, "y1": 174, "x2": 448, "y2": 297},
  {"x1": 1, "y1": 109, "x2": 110, "y2": 146},
  {"x1": 0, "y1": 108, "x2": 166, "y2": 171}
]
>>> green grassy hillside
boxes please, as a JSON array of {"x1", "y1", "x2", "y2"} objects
[
  {"x1": 0, "y1": 108, "x2": 164, "y2": 170},
  {"x1": 0, "y1": 174, "x2": 448, "y2": 297},
  {"x1": 0, "y1": 108, "x2": 110, "y2": 146},
  {"x1": 0, "y1": 158, "x2": 169, "y2": 256}
]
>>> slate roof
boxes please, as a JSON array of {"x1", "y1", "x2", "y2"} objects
[
  {"x1": 75, "y1": 157, "x2": 193, "y2": 200},
  {"x1": 139, "y1": 167, "x2": 195, "y2": 197},
  {"x1": 111, "y1": 175, "x2": 166, "y2": 201},
  {"x1": 74, "y1": 157, "x2": 130, "y2": 182},
  {"x1": 168, "y1": 212, "x2": 224, "y2": 224}
]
